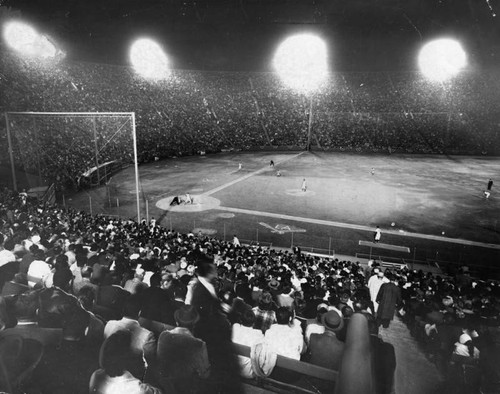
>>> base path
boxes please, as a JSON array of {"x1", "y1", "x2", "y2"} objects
[{"x1": 203, "y1": 152, "x2": 304, "y2": 196}]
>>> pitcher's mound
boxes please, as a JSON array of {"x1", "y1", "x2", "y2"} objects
[{"x1": 156, "y1": 195, "x2": 220, "y2": 212}]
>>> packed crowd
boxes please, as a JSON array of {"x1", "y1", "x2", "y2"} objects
[
  {"x1": 0, "y1": 187, "x2": 499, "y2": 393},
  {"x1": 1, "y1": 50, "x2": 500, "y2": 187}
]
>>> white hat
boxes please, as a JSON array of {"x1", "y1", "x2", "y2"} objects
[{"x1": 459, "y1": 333, "x2": 472, "y2": 344}]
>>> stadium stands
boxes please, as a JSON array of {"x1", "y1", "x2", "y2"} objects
[
  {"x1": 0, "y1": 186, "x2": 499, "y2": 393},
  {"x1": 2, "y1": 50, "x2": 500, "y2": 190}
]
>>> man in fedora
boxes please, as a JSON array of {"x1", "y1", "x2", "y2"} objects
[
  {"x1": 155, "y1": 305, "x2": 210, "y2": 393},
  {"x1": 308, "y1": 310, "x2": 345, "y2": 370}
]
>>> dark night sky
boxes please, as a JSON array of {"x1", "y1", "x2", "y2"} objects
[{"x1": 2, "y1": 0, "x2": 500, "y2": 71}]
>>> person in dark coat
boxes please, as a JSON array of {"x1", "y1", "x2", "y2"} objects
[
  {"x1": 308, "y1": 310, "x2": 345, "y2": 370},
  {"x1": 190, "y1": 258, "x2": 242, "y2": 393},
  {"x1": 375, "y1": 273, "x2": 402, "y2": 328},
  {"x1": 139, "y1": 272, "x2": 175, "y2": 325},
  {"x1": 155, "y1": 305, "x2": 210, "y2": 394}
]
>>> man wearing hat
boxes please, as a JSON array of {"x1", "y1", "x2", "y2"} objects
[
  {"x1": 155, "y1": 305, "x2": 210, "y2": 393},
  {"x1": 308, "y1": 310, "x2": 345, "y2": 370}
]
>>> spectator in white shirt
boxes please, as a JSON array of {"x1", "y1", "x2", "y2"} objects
[
  {"x1": 264, "y1": 307, "x2": 306, "y2": 360},
  {"x1": 232, "y1": 309, "x2": 265, "y2": 378}
]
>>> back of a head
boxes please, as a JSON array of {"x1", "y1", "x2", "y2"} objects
[
  {"x1": 149, "y1": 272, "x2": 162, "y2": 288},
  {"x1": 353, "y1": 299, "x2": 368, "y2": 313},
  {"x1": 99, "y1": 330, "x2": 131, "y2": 377},
  {"x1": 122, "y1": 295, "x2": 141, "y2": 319},
  {"x1": 55, "y1": 254, "x2": 69, "y2": 270},
  {"x1": 13, "y1": 291, "x2": 39, "y2": 321},
  {"x1": 241, "y1": 308, "x2": 256, "y2": 327},
  {"x1": 235, "y1": 283, "x2": 249, "y2": 299},
  {"x1": 172, "y1": 279, "x2": 187, "y2": 300},
  {"x1": 77, "y1": 286, "x2": 96, "y2": 311},
  {"x1": 63, "y1": 305, "x2": 90, "y2": 341},
  {"x1": 258, "y1": 291, "x2": 273, "y2": 310},
  {"x1": 196, "y1": 258, "x2": 216, "y2": 279},
  {"x1": 276, "y1": 307, "x2": 291, "y2": 325},
  {"x1": 174, "y1": 305, "x2": 200, "y2": 330}
]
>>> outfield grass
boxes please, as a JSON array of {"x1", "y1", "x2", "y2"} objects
[{"x1": 67, "y1": 151, "x2": 500, "y2": 278}]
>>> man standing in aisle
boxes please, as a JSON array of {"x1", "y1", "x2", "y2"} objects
[{"x1": 376, "y1": 272, "x2": 402, "y2": 329}]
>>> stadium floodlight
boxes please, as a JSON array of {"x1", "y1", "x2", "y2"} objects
[
  {"x1": 273, "y1": 33, "x2": 328, "y2": 150},
  {"x1": 273, "y1": 33, "x2": 328, "y2": 93},
  {"x1": 130, "y1": 38, "x2": 170, "y2": 80},
  {"x1": 3, "y1": 20, "x2": 58, "y2": 58},
  {"x1": 418, "y1": 38, "x2": 467, "y2": 82}
]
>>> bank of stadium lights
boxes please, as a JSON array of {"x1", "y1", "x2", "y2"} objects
[
  {"x1": 129, "y1": 38, "x2": 170, "y2": 80},
  {"x1": 418, "y1": 38, "x2": 467, "y2": 83},
  {"x1": 3, "y1": 20, "x2": 59, "y2": 58},
  {"x1": 273, "y1": 33, "x2": 328, "y2": 93}
]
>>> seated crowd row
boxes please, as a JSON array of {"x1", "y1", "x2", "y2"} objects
[{"x1": 0, "y1": 187, "x2": 499, "y2": 393}]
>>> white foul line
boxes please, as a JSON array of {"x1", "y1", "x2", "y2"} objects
[{"x1": 216, "y1": 206, "x2": 500, "y2": 250}]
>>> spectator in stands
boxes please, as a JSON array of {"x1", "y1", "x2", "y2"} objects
[
  {"x1": 140, "y1": 272, "x2": 175, "y2": 325},
  {"x1": 27, "y1": 249, "x2": 51, "y2": 288},
  {"x1": 376, "y1": 272, "x2": 402, "y2": 329},
  {"x1": 74, "y1": 266, "x2": 98, "y2": 296},
  {"x1": 77, "y1": 285, "x2": 98, "y2": 312},
  {"x1": 231, "y1": 309, "x2": 264, "y2": 378},
  {"x1": 19, "y1": 243, "x2": 38, "y2": 273},
  {"x1": 124, "y1": 267, "x2": 148, "y2": 295},
  {"x1": 301, "y1": 287, "x2": 327, "y2": 319},
  {"x1": 275, "y1": 283, "x2": 294, "y2": 308},
  {"x1": 52, "y1": 254, "x2": 74, "y2": 292},
  {"x1": 0, "y1": 291, "x2": 62, "y2": 348},
  {"x1": 308, "y1": 310, "x2": 345, "y2": 370},
  {"x1": 94, "y1": 282, "x2": 130, "y2": 321},
  {"x1": 103, "y1": 295, "x2": 156, "y2": 378},
  {"x1": 264, "y1": 307, "x2": 305, "y2": 361},
  {"x1": 252, "y1": 291, "x2": 277, "y2": 333},
  {"x1": 191, "y1": 258, "x2": 241, "y2": 392},
  {"x1": 305, "y1": 304, "x2": 328, "y2": 344},
  {"x1": 227, "y1": 283, "x2": 253, "y2": 325},
  {"x1": 368, "y1": 267, "x2": 389, "y2": 313},
  {"x1": 89, "y1": 330, "x2": 162, "y2": 394},
  {"x1": 155, "y1": 305, "x2": 210, "y2": 393},
  {"x1": 32, "y1": 305, "x2": 99, "y2": 394},
  {"x1": 453, "y1": 333, "x2": 480, "y2": 361},
  {"x1": 353, "y1": 298, "x2": 378, "y2": 335}
]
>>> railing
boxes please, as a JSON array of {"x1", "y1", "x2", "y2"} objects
[{"x1": 356, "y1": 252, "x2": 444, "y2": 274}]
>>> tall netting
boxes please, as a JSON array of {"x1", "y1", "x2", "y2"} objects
[{"x1": 5, "y1": 112, "x2": 141, "y2": 218}]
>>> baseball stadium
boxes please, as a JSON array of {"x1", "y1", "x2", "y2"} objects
[{"x1": 0, "y1": 1, "x2": 499, "y2": 394}]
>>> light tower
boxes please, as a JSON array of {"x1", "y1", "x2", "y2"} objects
[
  {"x1": 129, "y1": 38, "x2": 171, "y2": 80},
  {"x1": 418, "y1": 38, "x2": 467, "y2": 83},
  {"x1": 273, "y1": 33, "x2": 328, "y2": 150},
  {"x1": 3, "y1": 20, "x2": 59, "y2": 58}
]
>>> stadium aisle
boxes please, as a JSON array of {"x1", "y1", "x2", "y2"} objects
[{"x1": 379, "y1": 316, "x2": 445, "y2": 394}]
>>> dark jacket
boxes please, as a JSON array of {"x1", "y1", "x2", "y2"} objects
[{"x1": 376, "y1": 282, "x2": 402, "y2": 321}]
